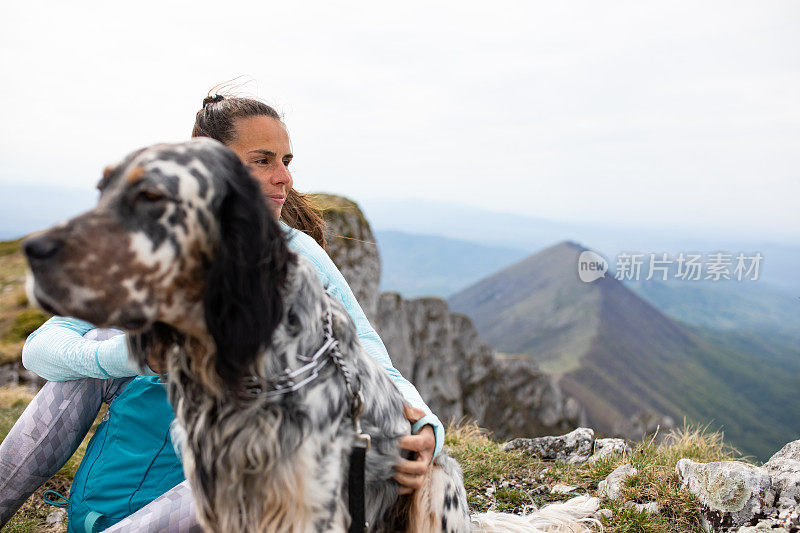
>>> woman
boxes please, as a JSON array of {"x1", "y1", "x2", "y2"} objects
[{"x1": 0, "y1": 94, "x2": 443, "y2": 531}]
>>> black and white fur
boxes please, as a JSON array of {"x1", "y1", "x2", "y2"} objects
[{"x1": 24, "y1": 138, "x2": 599, "y2": 532}]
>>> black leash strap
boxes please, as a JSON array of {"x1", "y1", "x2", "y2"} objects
[{"x1": 348, "y1": 434, "x2": 369, "y2": 533}]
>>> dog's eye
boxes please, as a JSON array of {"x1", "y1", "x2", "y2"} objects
[{"x1": 137, "y1": 190, "x2": 166, "y2": 202}]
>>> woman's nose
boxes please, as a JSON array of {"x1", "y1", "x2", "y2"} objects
[{"x1": 271, "y1": 164, "x2": 291, "y2": 185}]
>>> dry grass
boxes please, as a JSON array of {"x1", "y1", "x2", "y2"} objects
[
  {"x1": 0, "y1": 240, "x2": 49, "y2": 366},
  {"x1": 0, "y1": 385, "x2": 744, "y2": 532},
  {"x1": 448, "y1": 420, "x2": 745, "y2": 532}
]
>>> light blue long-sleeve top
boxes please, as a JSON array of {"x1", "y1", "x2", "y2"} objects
[{"x1": 22, "y1": 220, "x2": 444, "y2": 457}]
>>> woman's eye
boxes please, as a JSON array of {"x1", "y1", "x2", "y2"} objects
[{"x1": 254, "y1": 158, "x2": 269, "y2": 165}]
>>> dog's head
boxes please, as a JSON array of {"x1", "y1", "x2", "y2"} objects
[{"x1": 24, "y1": 138, "x2": 293, "y2": 390}]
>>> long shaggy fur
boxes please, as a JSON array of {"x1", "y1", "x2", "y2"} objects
[{"x1": 24, "y1": 138, "x2": 601, "y2": 532}]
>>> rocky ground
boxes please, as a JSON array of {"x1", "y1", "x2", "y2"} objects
[{"x1": 449, "y1": 425, "x2": 800, "y2": 532}]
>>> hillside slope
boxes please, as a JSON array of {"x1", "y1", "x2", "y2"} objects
[
  {"x1": 448, "y1": 241, "x2": 799, "y2": 460},
  {"x1": 375, "y1": 230, "x2": 527, "y2": 297}
]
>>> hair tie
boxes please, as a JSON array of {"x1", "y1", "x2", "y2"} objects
[{"x1": 203, "y1": 94, "x2": 225, "y2": 107}]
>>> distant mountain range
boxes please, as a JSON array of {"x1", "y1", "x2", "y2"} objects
[
  {"x1": 361, "y1": 198, "x2": 800, "y2": 293},
  {"x1": 3, "y1": 189, "x2": 797, "y2": 292},
  {"x1": 375, "y1": 230, "x2": 527, "y2": 297},
  {"x1": 447, "y1": 241, "x2": 800, "y2": 460}
]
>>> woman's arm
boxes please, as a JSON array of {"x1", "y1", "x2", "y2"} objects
[
  {"x1": 282, "y1": 223, "x2": 445, "y2": 458},
  {"x1": 22, "y1": 317, "x2": 144, "y2": 381}
]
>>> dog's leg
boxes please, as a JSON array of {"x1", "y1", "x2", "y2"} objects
[{"x1": 406, "y1": 454, "x2": 471, "y2": 533}]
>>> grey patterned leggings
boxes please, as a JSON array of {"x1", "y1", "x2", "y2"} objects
[{"x1": 0, "y1": 378, "x2": 201, "y2": 532}]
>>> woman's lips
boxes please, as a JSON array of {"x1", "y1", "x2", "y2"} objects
[{"x1": 268, "y1": 195, "x2": 286, "y2": 204}]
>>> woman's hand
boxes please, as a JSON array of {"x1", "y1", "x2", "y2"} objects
[{"x1": 393, "y1": 404, "x2": 435, "y2": 495}]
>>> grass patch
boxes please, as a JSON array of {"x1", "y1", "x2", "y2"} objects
[
  {"x1": 447, "y1": 420, "x2": 744, "y2": 532},
  {"x1": 0, "y1": 398, "x2": 744, "y2": 532},
  {"x1": 3, "y1": 309, "x2": 49, "y2": 344},
  {"x1": 0, "y1": 240, "x2": 22, "y2": 258}
]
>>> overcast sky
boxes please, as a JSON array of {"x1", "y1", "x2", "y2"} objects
[{"x1": 1, "y1": 1, "x2": 798, "y2": 241}]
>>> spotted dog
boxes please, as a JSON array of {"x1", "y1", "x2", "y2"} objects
[{"x1": 25, "y1": 139, "x2": 599, "y2": 532}]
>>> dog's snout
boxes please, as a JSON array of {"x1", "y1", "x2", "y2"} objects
[{"x1": 24, "y1": 234, "x2": 63, "y2": 261}]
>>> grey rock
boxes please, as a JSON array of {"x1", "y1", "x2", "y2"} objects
[
  {"x1": 676, "y1": 459, "x2": 775, "y2": 531},
  {"x1": 596, "y1": 508, "x2": 613, "y2": 520},
  {"x1": 503, "y1": 427, "x2": 594, "y2": 464},
  {"x1": 321, "y1": 195, "x2": 381, "y2": 323},
  {"x1": 0, "y1": 362, "x2": 45, "y2": 389},
  {"x1": 630, "y1": 501, "x2": 660, "y2": 514},
  {"x1": 764, "y1": 440, "x2": 800, "y2": 512},
  {"x1": 46, "y1": 508, "x2": 66, "y2": 525},
  {"x1": 735, "y1": 519, "x2": 789, "y2": 532},
  {"x1": 597, "y1": 464, "x2": 637, "y2": 500},
  {"x1": 587, "y1": 438, "x2": 631, "y2": 464},
  {"x1": 550, "y1": 484, "x2": 577, "y2": 494}
]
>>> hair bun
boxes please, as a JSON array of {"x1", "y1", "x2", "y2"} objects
[{"x1": 203, "y1": 94, "x2": 225, "y2": 107}]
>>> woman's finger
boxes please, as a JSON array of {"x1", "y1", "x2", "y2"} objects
[
  {"x1": 393, "y1": 457, "x2": 428, "y2": 476},
  {"x1": 393, "y1": 471, "x2": 424, "y2": 490},
  {"x1": 397, "y1": 434, "x2": 430, "y2": 453}
]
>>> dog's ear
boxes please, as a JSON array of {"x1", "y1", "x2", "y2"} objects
[
  {"x1": 127, "y1": 323, "x2": 184, "y2": 374},
  {"x1": 205, "y1": 156, "x2": 293, "y2": 390}
]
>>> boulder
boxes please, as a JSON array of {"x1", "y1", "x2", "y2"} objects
[
  {"x1": 597, "y1": 464, "x2": 637, "y2": 500},
  {"x1": 587, "y1": 438, "x2": 631, "y2": 464},
  {"x1": 503, "y1": 428, "x2": 594, "y2": 464},
  {"x1": 676, "y1": 459, "x2": 775, "y2": 531},
  {"x1": 764, "y1": 439, "x2": 800, "y2": 512}
]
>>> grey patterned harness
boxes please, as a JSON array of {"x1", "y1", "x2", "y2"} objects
[{"x1": 242, "y1": 290, "x2": 371, "y2": 532}]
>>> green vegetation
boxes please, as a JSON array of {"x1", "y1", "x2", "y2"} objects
[
  {"x1": 3, "y1": 309, "x2": 49, "y2": 344},
  {"x1": 0, "y1": 240, "x2": 22, "y2": 259},
  {"x1": 0, "y1": 239, "x2": 51, "y2": 365},
  {"x1": 446, "y1": 421, "x2": 747, "y2": 532},
  {"x1": 0, "y1": 382, "x2": 748, "y2": 533}
]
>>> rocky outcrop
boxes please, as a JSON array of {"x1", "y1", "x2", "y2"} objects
[
  {"x1": 317, "y1": 194, "x2": 381, "y2": 323},
  {"x1": 374, "y1": 292, "x2": 587, "y2": 439},
  {"x1": 321, "y1": 194, "x2": 587, "y2": 440},
  {"x1": 503, "y1": 428, "x2": 630, "y2": 466},
  {"x1": 674, "y1": 440, "x2": 800, "y2": 531},
  {"x1": 764, "y1": 440, "x2": 800, "y2": 514},
  {"x1": 676, "y1": 459, "x2": 774, "y2": 531},
  {"x1": 504, "y1": 428, "x2": 595, "y2": 464}
]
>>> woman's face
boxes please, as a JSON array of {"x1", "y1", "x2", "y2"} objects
[{"x1": 227, "y1": 115, "x2": 293, "y2": 219}]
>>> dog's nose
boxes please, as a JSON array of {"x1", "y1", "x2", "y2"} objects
[{"x1": 24, "y1": 234, "x2": 62, "y2": 261}]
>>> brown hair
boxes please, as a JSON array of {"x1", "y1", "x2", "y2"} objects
[{"x1": 192, "y1": 93, "x2": 327, "y2": 249}]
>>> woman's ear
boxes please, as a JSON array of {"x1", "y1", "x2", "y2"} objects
[{"x1": 204, "y1": 158, "x2": 293, "y2": 390}]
